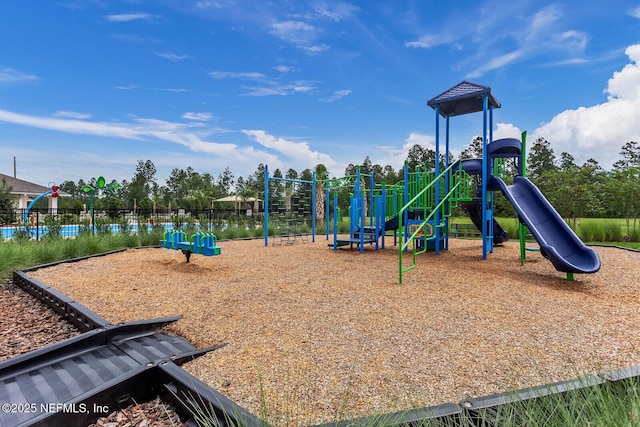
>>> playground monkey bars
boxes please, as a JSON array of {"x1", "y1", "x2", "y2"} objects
[{"x1": 263, "y1": 164, "x2": 316, "y2": 247}]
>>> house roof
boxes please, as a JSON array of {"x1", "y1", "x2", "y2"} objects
[{"x1": 0, "y1": 173, "x2": 66, "y2": 196}]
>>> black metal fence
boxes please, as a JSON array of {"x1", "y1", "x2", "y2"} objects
[{"x1": 1, "y1": 208, "x2": 266, "y2": 241}]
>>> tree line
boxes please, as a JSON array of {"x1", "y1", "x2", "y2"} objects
[{"x1": 13, "y1": 137, "x2": 639, "y2": 234}]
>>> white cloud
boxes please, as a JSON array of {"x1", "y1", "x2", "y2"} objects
[
  {"x1": 466, "y1": 50, "x2": 524, "y2": 79},
  {"x1": 154, "y1": 51, "x2": 191, "y2": 61},
  {"x1": 554, "y1": 30, "x2": 588, "y2": 53},
  {"x1": 182, "y1": 112, "x2": 213, "y2": 121},
  {"x1": 493, "y1": 123, "x2": 523, "y2": 141},
  {"x1": 273, "y1": 65, "x2": 297, "y2": 73},
  {"x1": 104, "y1": 13, "x2": 157, "y2": 22},
  {"x1": 301, "y1": 44, "x2": 329, "y2": 54},
  {"x1": 268, "y1": 20, "x2": 328, "y2": 53},
  {"x1": 210, "y1": 69, "x2": 320, "y2": 96},
  {"x1": 53, "y1": 111, "x2": 93, "y2": 119},
  {"x1": 628, "y1": 6, "x2": 640, "y2": 18},
  {"x1": 373, "y1": 132, "x2": 436, "y2": 171},
  {"x1": 528, "y1": 4, "x2": 561, "y2": 34},
  {"x1": 405, "y1": 132, "x2": 436, "y2": 151},
  {"x1": 209, "y1": 71, "x2": 268, "y2": 81},
  {"x1": 312, "y1": 2, "x2": 359, "y2": 22},
  {"x1": 269, "y1": 21, "x2": 316, "y2": 44},
  {"x1": 0, "y1": 68, "x2": 37, "y2": 83},
  {"x1": 241, "y1": 80, "x2": 318, "y2": 97},
  {"x1": 409, "y1": 3, "x2": 587, "y2": 79},
  {"x1": 320, "y1": 89, "x2": 352, "y2": 102},
  {"x1": 0, "y1": 109, "x2": 272, "y2": 173},
  {"x1": 532, "y1": 44, "x2": 640, "y2": 169},
  {"x1": 405, "y1": 34, "x2": 451, "y2": 49},
  {"x1": 242, "y1": 129, "x2": 336, "y2": 170}
]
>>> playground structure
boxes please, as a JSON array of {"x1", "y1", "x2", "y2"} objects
[
  {"x1": 81, "y1": 176, "x2": 121, "y2": 232},
  {"x1": 23, "y1": 183, "x2": 60, "y2": 230},
  {"x1": 161, "y1": 230, "x2": 221, "y2": 262},
  {"x1": 263, "y1": 166, "x2": 317, "y2": 246},
  {"x1": 262, "y1": 81, "x2": 600, "y2": 283}
]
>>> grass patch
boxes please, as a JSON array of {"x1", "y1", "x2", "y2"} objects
[
  {"x1": 450, "y1": 217, "x2": 633, "y2": 243},
  {"x1": 579, "y1": 220, "x2": 605, "y2": 242},
  {"x1": 603, "y1": 221, "x2": 623, "y2": 242},
  {"x1": 0, "y1": 231, "x2": 164, "y2": 280},
  {"x1": 468, "y1": 378, "x2": 640, "y2": 427}
]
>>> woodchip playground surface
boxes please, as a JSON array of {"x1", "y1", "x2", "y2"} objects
[{"x1": 26, "y1": 237, "x2": 640, "y2": 426}]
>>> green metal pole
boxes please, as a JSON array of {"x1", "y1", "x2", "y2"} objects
[{"x1": 519, "y1": 130, "x2": 527, "y2": 265}]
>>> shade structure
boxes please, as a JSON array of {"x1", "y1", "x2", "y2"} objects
[{"x1": 215, "y1": 195, "x2": 263, "y2": 213}]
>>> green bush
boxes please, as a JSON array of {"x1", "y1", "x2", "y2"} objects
[
  {"x1": 152, "y1": 222, "x2": 165, "y2": 233},
  {"x1": 78, "y1": 219, "x2": 93, "y2": 236},
  {"x1": 500, "y1": 218, "x2": 519, "y2": 239},
  {"x1": 579, "y1": 220, "x2": 605, "y2": 242},
  {"x1": 117, "y1": 216, "x2": 132, "y2": 235},
  {"x1": 198, "y1": 214, "x2": 210, "y2": 232},
  {"x1": 12, "y1": 228, "x2": 31, "y2": 242},
  {"x1": 603, "y1": 221, "x2": 622, "y2": 242},
  {"x1": 137, "y1": 216, "x2": 149, "y2": 235},
  {"x1": 43, "y1": 215, "x2": 62, "y2": 240},
  {"x1": 222, "y1": 226, "x2": 244, "y2": 240},
  {"x1": 172, "y1": 214, "x2": 186, "y2": 231},
  {"x1": 252, "y1": 226, "x2": 264, "y2": 238},
  {"x1": 59, "y1": 213, "x2": 78, "y2": 224}
]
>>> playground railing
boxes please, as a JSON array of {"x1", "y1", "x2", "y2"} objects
[{"x1": 398, "y1": 164, "x2": 472, "y2": 284}]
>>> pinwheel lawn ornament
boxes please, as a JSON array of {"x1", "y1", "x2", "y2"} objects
[{"x1": 82, "y1": 176, "x2": 121, "y2": 233}]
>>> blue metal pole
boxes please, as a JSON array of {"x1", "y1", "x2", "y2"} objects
[
  {"x1": 488, "y1": 105, "x2": 494, "y2": 254},
  {"x1": 357, "y1": 166, "x2": 364, "y2": 253},
  {"x1": 333, "y1": 191, "x2": 338, "y2": 250},
  {"x1": 434, "y1": 105, "x2": 441, "y2": 255},
  {"x1": 311, "y1": 171, "x2": 316, "y2": 242},
  {"x1": 403, "y1": 161, "x2": 408, "y2": 248},
  {"x1": 325, "y1": 183, "x2": 330, "y2": 240},
  {"x1": 264, "y1": 164, "x2": 269, "y2": 247},
  {"x1": 369, "y1": 171, "x2": 374, "y2": 228},
  {"x1": 445, "y1": 115, "x2": 450, "y2": 251},
  {"x1": 393, "y1": 185, "x2": 398, "y2": 246},
  {"x1": 481, "y1": 94, "x2": 489, "y2": 259},
  {"x1": 378, "y1": 186, "x2": 387, "y2": 249}
]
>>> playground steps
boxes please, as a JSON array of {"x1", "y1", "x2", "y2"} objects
[
  {"x1": 0, "y1": 316, "x2": 223, "y2": 427},
  {"x1": 333, "y1": 227, "x2": 380, "y2": 249},
  {"x1": 352, "y1": 226, "x2": 378, "y2": 241}
]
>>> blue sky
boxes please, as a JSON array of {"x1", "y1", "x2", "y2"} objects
[{"x1": 1, "y1": 1, "x2": 640, "y2": 188}]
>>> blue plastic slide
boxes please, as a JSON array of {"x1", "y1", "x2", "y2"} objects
[{"x1": 492, "y1": 176, "x2": 600, "y2": 274}]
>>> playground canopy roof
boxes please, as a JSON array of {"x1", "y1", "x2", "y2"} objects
[{"x1": 427, "y1": 80, "x2": 501, "y2": 117}]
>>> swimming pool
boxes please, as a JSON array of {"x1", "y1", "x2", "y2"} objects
[{"x1": 1, "y1": 223, "x2": 178, "y2": 239}]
